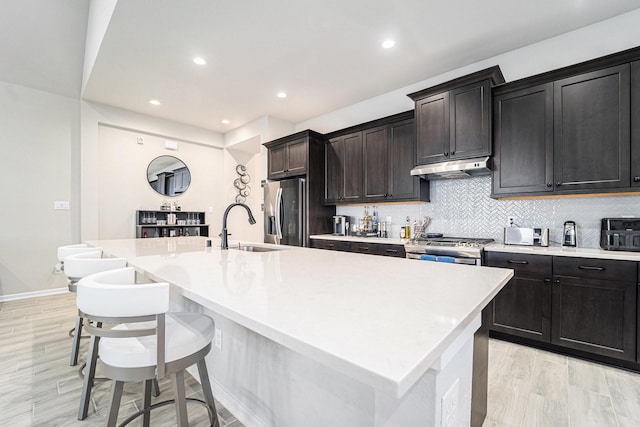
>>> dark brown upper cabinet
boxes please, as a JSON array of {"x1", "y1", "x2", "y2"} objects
[
  {"x1": 324, "y1": 112, "x2": 428, "y2": 205},
  {"x1": 324, "y1": 131, "x2": 363, "y2": 204},
  {"x1": 553, "y1": 64, "x2": 630, "y2": 191},
  {"x1": 408, "y1": 66, "x2": 505, "y2": 165},
  {"x1": 631, "y1": 60, "x2": 640, "y2": 187},
  {"x1": 492, "y1": 83, "x2": 554, "y2": 196},
  {"x1": 266, "y1": 135, "x2": 309, "y2": 179},
  {"x1": 492, "y1": 46, "x2": 640, "y2": 198}
]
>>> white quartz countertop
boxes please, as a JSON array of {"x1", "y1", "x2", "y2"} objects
[
  {"x1": 87, "y1": 236, "x2": 512, "y2": 398},
  {"x1": 310, "y1": 234, "x2": 408, "y2": 245},
  {"x1": 486, "y1": 243, "x2": 640, "y2": 261}
]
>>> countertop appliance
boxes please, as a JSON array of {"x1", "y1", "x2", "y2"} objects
[
  {"x1": 504, "y1": 227, "x2": 549, "y2": 247},
  {"x1": 333, "y1": 215, "x2": 347, "y2": 236},
  {"x1": 263, "y1": 178, "x2": 306, "y2": 246},
  {"x1": 563, "y1": 221, "x2": 577, "y2": 247},
  {"x1": 601, "y1": 218, "x2": 640, "y2": 251},
  {"x1": 404, "y1": 236, "x2": 494, "y2": 265}
]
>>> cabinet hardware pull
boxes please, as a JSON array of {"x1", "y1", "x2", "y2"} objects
[
  {"x1": 359, "y1": 246, "x2": 369, "y2": 251},
  {"x1": 386, "y1": 249, "x2": 398, "y2": 253},
  {"x1": 451, "y1": 151, "x2": 455, "y2": 155},
  {"x1": 554, "y1": 279, "x2": 560, "y2": 284},
  {"x1": 546, "y1": 182, "x2": 552, "y2": 187},
  {"x1": 507, "y1": 260, "x2": 528, "y2": 264},
  {"x1": 556, "y1": 182, "x2": 562, "y2": 186},
  {"x1": 544, "y1": 278, "x2": 551, "y2": 284},
  {"x1": 634, "y1": 176, "x2": 640, "y2": 182},
  {"x1": 326, "y1": 243, "x2": 335, "y2": 247},
  {"x1": 578, "y1": 266, "x2": 606, "y2": 271},
  {"x1": 444, "y1": 152, "x2": 449, "y2": 156}
]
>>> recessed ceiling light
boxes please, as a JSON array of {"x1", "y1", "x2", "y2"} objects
[
  {"x1": 149, "y1": 99, "x2": 161, "y2": 106},
  {"x1": 193, "y1": 57, "x2": 206, "y2": 65},
  {"x1": 382, "y1": 39, "x2": 396, "y2": 49},
  {"x1": 277, "y1": 92, "x2": 287, "y2": 99},
  {"x1": 221, "y1": 119, "x2": 230, "y2": 124}
]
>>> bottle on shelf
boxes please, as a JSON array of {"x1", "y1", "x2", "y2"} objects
[
  {"x1": 405, "y1": 216, "x2": 411, "y2": 240},
  {"x1": 372, "y1": 206, "x2": 379, "y2": 236}
]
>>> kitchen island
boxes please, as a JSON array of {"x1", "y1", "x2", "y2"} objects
[{"x1": 87, "y1": 236, "x2": 512, "y2": 427}]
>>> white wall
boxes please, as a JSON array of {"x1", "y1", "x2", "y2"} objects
[
  {"x1": 0, "y1": 80, "x2": 79, "y2": 297},
  {"x1": 80, "y1": 101, "x2": 224, "y2": 241},
  {"x1": 97, "y1": 125, "x2": 224, "y2": 239}
]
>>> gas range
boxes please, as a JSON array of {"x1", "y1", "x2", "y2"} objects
[{"x1": 404, "y1": 236, "x2": 494, "y2": 264}]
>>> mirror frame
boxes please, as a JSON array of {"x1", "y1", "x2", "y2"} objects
[{"x1": 146, "y1": 155, "x2": 191, "y2": 197}]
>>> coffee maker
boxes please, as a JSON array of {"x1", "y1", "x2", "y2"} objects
[
  {"x1": 563, "y1": 221, "x2": 577, "y2": 247},
  {"x1": 333, "y1": 216, "x2": 347, "y2": 236}
]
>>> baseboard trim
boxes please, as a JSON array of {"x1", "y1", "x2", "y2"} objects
[{"x1": 0, "y1": 287, "x2": 68, "y2": 302}]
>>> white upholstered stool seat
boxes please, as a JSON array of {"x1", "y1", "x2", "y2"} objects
[
  {"x1": 62, "y1": 250, "x2": 126, "y2": 366},
  {"x1": 77, "y1": 267, "x2": 219, "y2": 427},
  {"x1": 100, "y1": 313, "x2": 214, "y2": 371}
]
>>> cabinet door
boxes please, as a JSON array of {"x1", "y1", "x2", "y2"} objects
[
  {"x1": 286, "y1": 138, "x2": 307, "y2": 176},
  {"x1": 377, "y1": 244, "x2": 406, "y2": 258},
  {"x1": 492, "y1": 83, "x2": 554, "y2": 196},
  {"x1": 490, "y1": 276, "x2": 552, "y2": 343},
  {"x1": 363, "y1": 126, "x2": 389, "y2": 200},
  {"x1": 450, "y1": 80, "x2": 491, "y2": 159},
  {"x1": 324, "y1": 138, "x2": 344, "y2": 203},
  {"x1": 554, "y1": 64, "x2": 630, "y2": 191},
  {"x1": 632, "y1": 60, "x2": 640, "y2": 187},
  {"x1": 551, "y1": 276, "x2": 636, "y2": 361},
  {"x1": 416, "y1": 92, "x2": 449, "y2": 164},
  {"x1": 351, "y1": 242, "x2": 378, "y2": 255},
  {"x1": 485, "y1": 252, "x2": 552, "y2": 342},
  {"x1": 389, "y1": 119, "x2": 422, "y2": 201},
  {"x1": 342, "y1": 132, "x2": 363, "y2": 202},
  {"x1": 268, "y1": 143, "x2": 288, "y2": 179}
]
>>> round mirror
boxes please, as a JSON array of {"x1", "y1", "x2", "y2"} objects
[{"x1": 146, "y1": 155, "x2": 191, "y2": 197}]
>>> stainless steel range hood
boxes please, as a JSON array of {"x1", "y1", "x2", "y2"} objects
[{"x1": 410, "y1": 156, "x2": 491, "y2": 180}]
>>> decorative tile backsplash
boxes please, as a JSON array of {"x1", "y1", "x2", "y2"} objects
[{"x1": 336, "y1": 176, "x2": 640, "y2": 248}]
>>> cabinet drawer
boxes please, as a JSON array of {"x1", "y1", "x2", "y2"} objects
[
  {"x1": 553, "y1": 257, "x2": 637, "y2": 282},
  {"x1": 485, "y1": 251, "x2": 551, "y2": 276},
  {"x1": 323, "y1": 240, "x2": 351, "y2": 252},
  {"x1": 378, "y1": 244, "x2": 406, "y2": 258},
  {"x1": 351, "y1": 242, "x2": 378, "y2": 255}
]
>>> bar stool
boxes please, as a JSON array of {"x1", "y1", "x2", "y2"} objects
[
  {"x1": 63, "y1": 250, "x2": 127, "y2": 366},
  {"x1": 77, "y1": 267, "x2": 219, "y2": 426}
]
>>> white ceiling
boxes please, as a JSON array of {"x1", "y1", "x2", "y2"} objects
[{"x1": 2, "y1": 1, "x2": 640, "y2": 133}]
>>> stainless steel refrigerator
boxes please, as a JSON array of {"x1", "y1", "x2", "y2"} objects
[{"x1": 263, "y1": 178, "x2": 306, "y2": 246}]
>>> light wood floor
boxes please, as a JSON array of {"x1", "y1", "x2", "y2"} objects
[
  {"x1": 484, "y1": 338, "x2": 640, "y2": 426},
  {"x1": 4, "y1": 293, "x2": 640, "y2": 426},
  {"x1": 0, "y1": 292, "x2": 244, "y2": 427}
]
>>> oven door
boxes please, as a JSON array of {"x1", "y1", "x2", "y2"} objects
[{"x1": 406, "y1": 252, "x2": 480, "y2": 265}]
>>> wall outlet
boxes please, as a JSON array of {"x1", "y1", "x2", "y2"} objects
[
  {"x1": 507, "y1": 216, "x2": 515, "y2": 227},
  {"x1": 214, "y1": 328, "x2": 223, "y2": 350},
  {"x1": 441, "y1": 379, "x2": 459, "y2": 427},
  {"x1": 54, "y1": 201, "x2": 70, "y2": 210}
]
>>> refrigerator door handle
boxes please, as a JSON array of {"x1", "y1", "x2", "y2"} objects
[{"x1": 275, "y1": 187, "x2": 283, "y2": 240}]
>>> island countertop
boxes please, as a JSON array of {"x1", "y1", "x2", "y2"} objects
[{"x1": 87, "y1": 236, "x2": 512, "y2": 398}]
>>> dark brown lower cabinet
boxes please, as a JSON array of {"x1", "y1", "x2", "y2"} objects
[
  {"x1": 309, "y1": 239, "x2": 405, "y2": 258},
  {"x1": 487, "y1": 252, "x2": 638, "y2": 364},
  {"x1": 551, "y1": 257, "x2": 637, "y2": 362},
  {"x1": 485, "y1": 252, "x2": 552, "y2": 342}
]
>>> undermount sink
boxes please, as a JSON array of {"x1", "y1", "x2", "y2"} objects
[{"x1": 231, "y1": 245, "x2": 281, "y2": 252}]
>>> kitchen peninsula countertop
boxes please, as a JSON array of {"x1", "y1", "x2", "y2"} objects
[
  {"x1": 486, "y1": 243, "x2": 640, "y2": 261},
  {"x1": 87, "y1": 236, "x2": 512, "y2": 400}
]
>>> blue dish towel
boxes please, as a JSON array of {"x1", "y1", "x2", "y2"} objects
[
  {"x1": 419, "y1": 254, "x2": 437, "y2": 261},
  {"x1": 438, "y1": 256, "x2": 456, "y2": 263}
]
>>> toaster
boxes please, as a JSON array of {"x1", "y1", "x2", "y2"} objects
[
  {"x1": 504, "y1": 227, "x2": 549, "y2": 247},
  {"x1": 601, "y1": 218, "x2": 640, "y2": 251}
]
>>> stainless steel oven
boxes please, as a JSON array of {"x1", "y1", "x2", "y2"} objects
[{"x1": 404, "y1": 237, "x2": 494, "y2": 265}]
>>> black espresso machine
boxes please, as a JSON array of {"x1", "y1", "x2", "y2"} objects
[{"x1": 601, "y1": 218, "x2": 640, "y2": 251}]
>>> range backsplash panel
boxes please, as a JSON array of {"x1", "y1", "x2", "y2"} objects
[{"x1": 336, "y1": 176, "x2": 640, "y2": 249}]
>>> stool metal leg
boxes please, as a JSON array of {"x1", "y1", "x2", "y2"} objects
[
  {"x1": 152, "y1": 378, "x2": 160, "y2": 397},
  {"x1": 143, "y1": 379, "x2": 152, "y2": 427},
  {"x1": 172, "y1": 370, "x2": 189, "y2": 427},
  {"x1": 107, "y1": 380, "x2": 124, "y2": 427},
  {"x1": 69, "y1": 315, "x2": 84, "y2": 366},
  {"x1": 78, "y1": 333, "x2": 100, "y2": 420},
  {"x1": 197, "y1": 359, "x2": 220, "y2": 427}
]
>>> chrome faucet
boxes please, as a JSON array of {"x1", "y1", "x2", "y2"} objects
[{"x1": 220, "y1": 203, "x2": 256, "y2": 249}]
